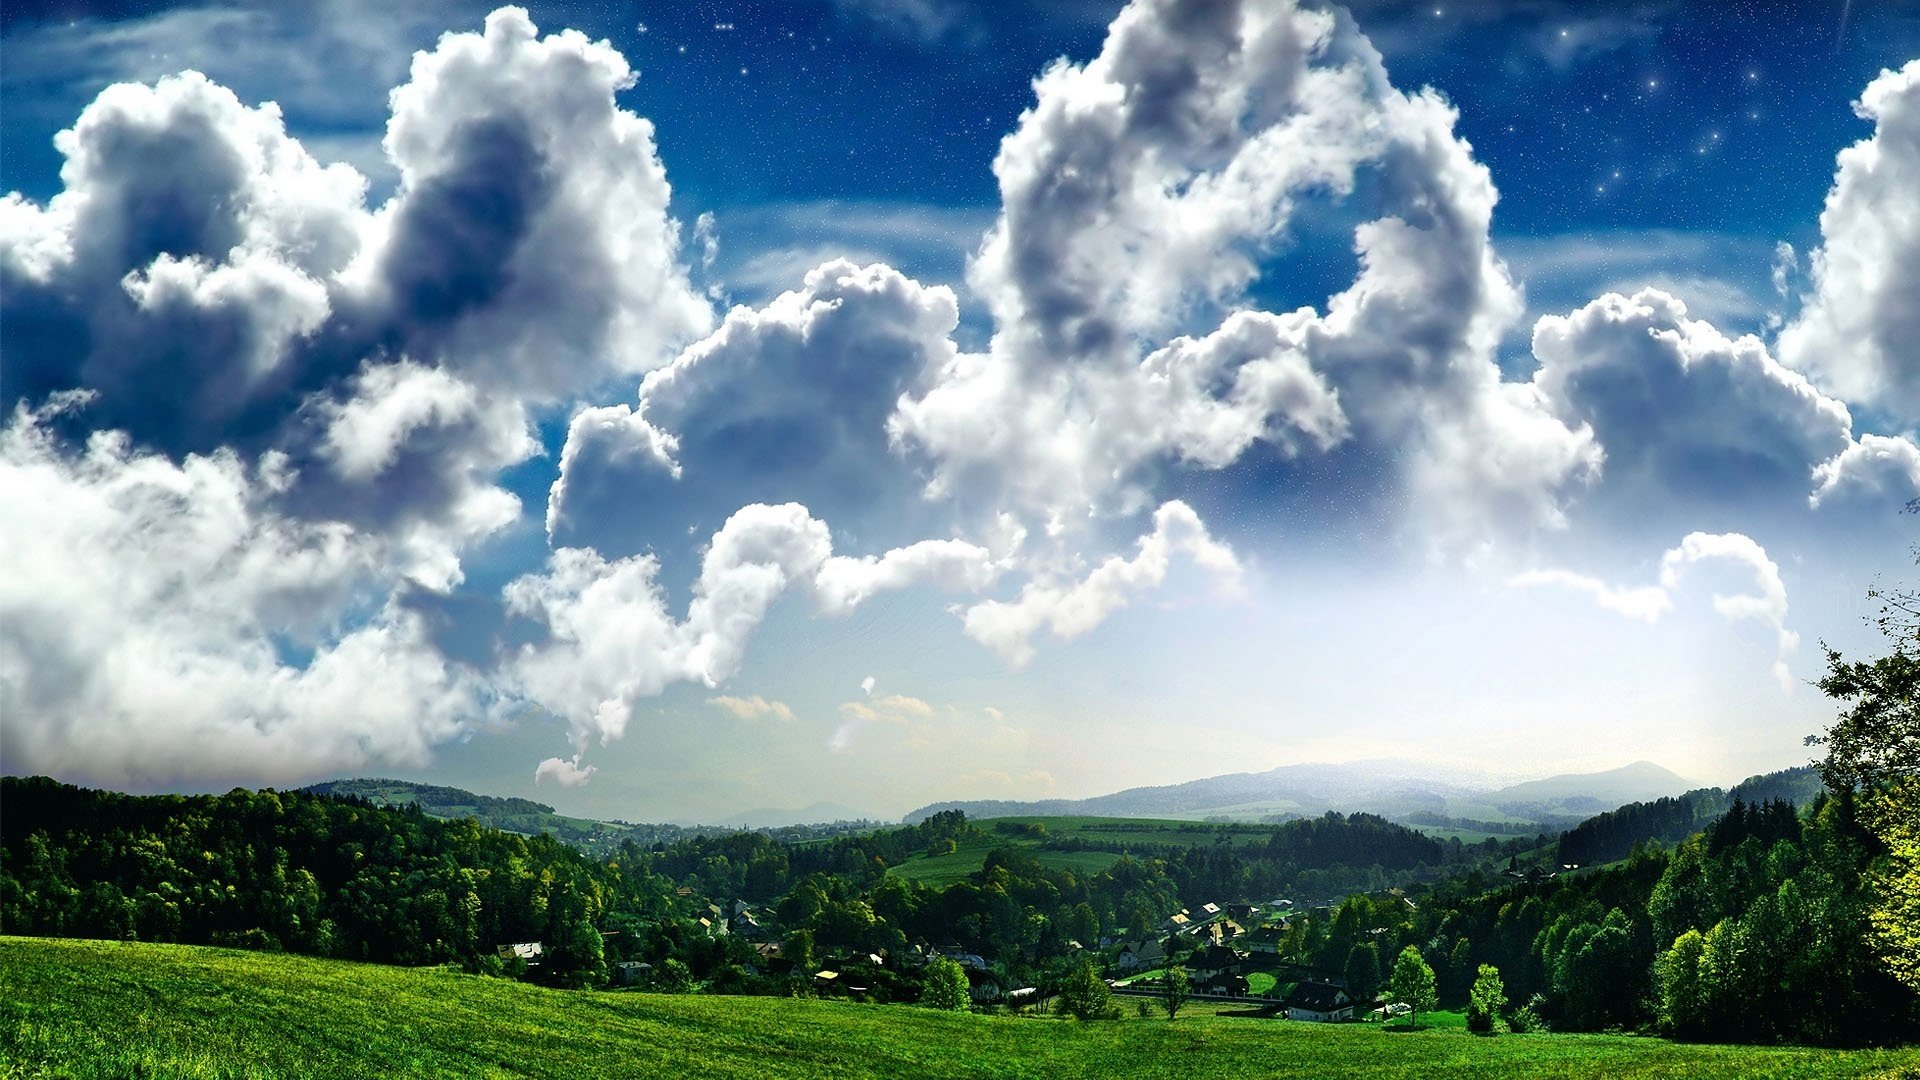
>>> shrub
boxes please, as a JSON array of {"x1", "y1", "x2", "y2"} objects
[{"x1": 920, "y1": 957, "x2": 971, "y2": 1011}]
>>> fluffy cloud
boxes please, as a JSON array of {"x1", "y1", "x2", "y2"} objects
[
  {"x1": 0, "y1": 397, "x2": 479, "y2": 785},
  {"x1": 1530, "y1": 288, "x2": 1920, "y2": 519},
  {"x1": 890, "y1": 0, "x2": 1598, "y2": 545},
  {"x1": 504, "y1": 503, "x2": 1001, "y2": 770},
  {"x1": 960, "y1": 500, "x2": 1238, "y2": 667},
  {"x1": 0, "y1": 7, "x2": 705, "y2": 785},
  {"x1": 0, "y1": 70, "x2": 363, "y2": 452},
  {"x1": 1778, "y1": 61, "x2": 1920, "y2": 420},
  {"x1": 350, "y1": 6, "x2": 711, "y2": 400},
  {"x1": 2, "y1": 5, "x2": 705, "y2": 455},
  {"x1": 546, "y1": 259, "x2": 958, "y2": 550},
  {"x1": 1512, "y1": 531, "x2": 1799, "y2": 690},
  {"x1": 534, "y1": 755, "x2": 596, "y2": 787}
]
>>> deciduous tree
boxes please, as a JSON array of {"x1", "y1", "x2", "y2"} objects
[{"x1": 1388, "y1": 945, "x2": 1437, "y2": 1029}]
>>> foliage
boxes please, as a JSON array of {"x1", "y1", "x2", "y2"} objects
[
  {"x1": 1811, "y1": 647, "x2": 1920, "y2": 792},
  {"x1": 1388, "y1": 946, "x2": 1438, "y2": 1029},
  {"x1": 1867, "y1": 778, "x2": 1920, "y2": 992},
  {"x1": 1555, "y1": 769, "x2": 1826, "y2": 869},
  {"x1": 1057, "y1": 957, "x2": 1113, "y2": 1021},
  {"x1": 1508, "y1": 994, "x2": 1545, "y2": 1034},
  {"x1": 921, "y1": 957, "x2": 971, "y2": 1011},
  {"x1": 1810, "y1": 630, "x2": 1920, "y2": 994},
  {"x1": 1344, "y1": 941, "x2": 1382, "y2": 1003},
  {"x1": 1161, "y1": 965, "x2": 1190, "y2": 1019},
  {"x1": 1467, "y1": 964, "x2": 1507, "y2": 1034},
  {"x1": 655, "y1": 957, "x2": 694, "y2": 993}
]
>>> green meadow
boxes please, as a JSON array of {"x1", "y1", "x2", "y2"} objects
[
  {"x1": 6, "y1": 937, "x2": 1918, "y2": 1079},
  {"x1": 886, "y1": 816, "x2": 1297, "y2": 885}
]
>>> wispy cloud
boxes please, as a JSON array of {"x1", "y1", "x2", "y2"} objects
[{"x1": 707, "y1": 694, "x2": 796, "y2": 722}]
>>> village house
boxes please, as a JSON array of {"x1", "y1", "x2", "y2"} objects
[
  {"x1": 1187, "y1": 944, "x2": 1243, "y2": 983},
  {"x1": 936, "y1": 945, "x2": 988, "y2": 971},
  {"x1": 1286, "y1": 980, "x2": 1355, "y2": 1022},
  {"x1": 966, "y1": 968, "x2": 1003, "y2": 1004},
  {"x1": 495, "y1": 941, "x2": 543, "y2": 961},
  {"x1": 1113, "y1": 939, "x2": 1167, "y2": 973}
]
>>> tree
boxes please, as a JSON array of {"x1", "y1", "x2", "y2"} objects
[
  {"x1": 1812, "y1": 647, "x2": 1920, "y2": 792},
  {"x1": 1447, "y1": 938, "x2": 1475, "y2": 1003},
  {"x1": 1057, "y1": 957, "x2": 1113, "y2": 1021},
  {"x1": 654, "y1": 957, "x2": 694, "y2": 993},
  {"x1": 1813, "y1": 643, "x2": 1920, "y2": 993},
  {"x1": 1654, "y1": 928, "x2": 1707, "y2": 1038},
  {"x1": 1387, "y1": 945, "x2": 1438, "y2": 1029},
  {"x1": 1344, "y1": 942, "x2": 1381, "y2": 1005},
  {"x1": 1162, "y1": 965, "x2": 1190, "y2": 1019},
  {"x1": 783, "y1": 928, "x2": 816, "y2": 978},
  {"x1": 1467, "y1": 964, "x2": 1507, "y2": 1034},
  {"x1": 1868, "y1": 777, "x2": 1920, "y2": 992},
  {"x1": 920, "y1": 957, "x2": 971, "y2": 1011}
]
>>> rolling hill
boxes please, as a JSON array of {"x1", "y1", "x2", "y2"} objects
[{"x1": 7, "y1": 937, "x2": 1914, "y2": 1079}]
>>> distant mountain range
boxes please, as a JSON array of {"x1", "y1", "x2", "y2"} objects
[{"x1": 904, "y1": 759, "x2": 1700, "y2": 828}]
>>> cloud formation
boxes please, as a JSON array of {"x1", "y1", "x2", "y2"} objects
[
  {"x1": 0, "y1": 7, "x2": 705, "y2": 785},
  {"x1": 1529, "y1": 287, "x2": 1919, "y2": 521},
  {"x1": 708, "y1": 695, "x2": 798, "y2": 722},
  {"x1": 1778, "y1": 61, "x2": 1920, "y2": 421},
  {"x1": 960, "y1": 500, "x2": 1239, "y2": 667},
  {"x1": 504, "y1": 503, "x2": 998, "y2": 764},
  {"x1": 888, "y1": 0, "x2": 1599, "y2": 546},
  {"x1": 4, "y1": 0, "x2": 1917, "y2": 792},
  {"x1": 0, "y1": 396, "x2": 478, "y2": 785},
  {"x1": 1512, "y1": 530, "x2": 1800, "y2": 690}
]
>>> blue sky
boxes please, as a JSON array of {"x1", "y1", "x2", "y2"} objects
[{"x1": 4, "y1": 0, "x2": 1919, "y2": 822}]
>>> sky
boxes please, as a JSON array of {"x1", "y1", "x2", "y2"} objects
[{"x1": 3, "y1": 0, "x2": 1920, "y2": 824}]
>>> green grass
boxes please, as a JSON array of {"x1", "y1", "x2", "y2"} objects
[
  {"x1": 888, "y1": 832, "x2": 1119, "y2": 885},
  {"x1": 6, "y1": 938, "x2": 1919, "y2": 1079},
  {"x1": 985, "y1": 816, "x2": 1289, "y2": 848},
  {"x1": 889, "y1": 816, "x2": 1296, "y2": 885}
]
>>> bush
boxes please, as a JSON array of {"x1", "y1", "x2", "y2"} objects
[
  {"x1": 1467, "y1": 963, "x2": 1507, "y2": 1035},
  {"x1": 920, "y1": 957, "x2": 971, "y2": 1011},
  {"x1": 1508, "y1": 994, "x2": 1547, "y2": 1034},
  {"x1": 1057, "y1": 958, "x2": 1113, "y2": 1021}
]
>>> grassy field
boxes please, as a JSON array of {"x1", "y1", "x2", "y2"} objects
[
  {"x1": 888, "y1": 816, "x2": 1294, "y2": 885},
  {"x1": 887, "y1": 831, "x2": 1120, "y2": 885},
  {"x1": 6, "y1": 938, "x2": 1919, "y2": 1079}
]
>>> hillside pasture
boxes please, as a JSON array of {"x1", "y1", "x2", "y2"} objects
[{"x1": 5, "y1": 938, "x2": 1917, "y2": 1079}]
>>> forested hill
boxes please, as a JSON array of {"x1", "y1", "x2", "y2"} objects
[
  {"x1": 300, "y1": 777, "x2": 665, "y2": 855},
  {"x1": 304, "y1": 778, "x2": 560, "y2": 821},
  {"x1": 1555, "y1": 765, "x2": 1827, "y2": 868},
  {"x1": 299, "y1": 779, "x2": 882, "y2": 855},
  {"x1": 0, "y1": 777, "x2": 1525, "y2": 995}
]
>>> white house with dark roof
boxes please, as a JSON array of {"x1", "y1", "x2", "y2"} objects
[{"x1": 1285, "y1": 981, "x2": 1354, "y2": 1022}]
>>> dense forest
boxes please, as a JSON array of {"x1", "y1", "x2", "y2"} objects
[
  {"x1": 1284, "y1": 792, "x2": 1919, "y2": 1046},
  {"x1": 1555, "y1": 765, "x2": 1826, "y2": 868},
  {"x1": 0, "y1": 778, "x2": 1521, "y2": 995}
]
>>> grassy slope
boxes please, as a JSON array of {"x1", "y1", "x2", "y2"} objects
[
  {"x1": 6, "y1": 939, "x2": 1918, "y2": 1080},
  {"x1": 888, "y1": 816, "x2": 1292, "y2": 885}
]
